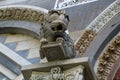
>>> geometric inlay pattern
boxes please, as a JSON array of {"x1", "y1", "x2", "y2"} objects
[
  {"x1": 0, "y1": 34, "x2": 41, "y2": 80},
  {"x1": 0, "y1": 34, "x2": 40, "y2": 64}
]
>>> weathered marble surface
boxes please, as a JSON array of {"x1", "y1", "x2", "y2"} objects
[
  {"x1": 30, "y1": 65, "x2": 84, "y2": 80},
  {"x1": 22, "y1": 57, "x2": 96, "y2": 80},
  {"x1": 97, "y1": 33, "x2": 120, "y2": 80}
]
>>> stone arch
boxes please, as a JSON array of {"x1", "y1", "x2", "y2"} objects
[
  {"x1": 75, "y1": 0, "x2": 120, "y2": 56},
  {"x1": 74, "y1": 1, "x2": 120, "y2": 79},
  {"x1": 97, "y1": 32, "x2": 120, "y2": 80},
  {"x1": 0, "y1": 5, "x2": 48, "y2": 80},
  {"x1": 84, "y1": 15, "x2": 120, "y2": 64},
  {"x1": 0, "y1": 5, "x2": 48, "y2": 23},
  {"x1": 0, "y1": 5, "x2": 48, "y2": 37}
]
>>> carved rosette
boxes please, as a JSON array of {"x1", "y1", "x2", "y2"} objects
[
  {"x1": 97, "y1": 34, "x2": 120, "y2": 80},
  {"x1": 30, "y1": 65, "x2": 84, "y2": 80},
  {"x1": 0, "y1": 5, "x2": 48, "y2": 23},
  {"x1": 75, "y1": 30, "x2": 97, "y2": 56},
  {"x1": 75, "y1": 0, "x2": 120, "y2": 56}
]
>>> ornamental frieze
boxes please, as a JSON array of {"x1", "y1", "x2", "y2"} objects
[
  {"x1": 75, "y1": 0, "x2": 120, "y2": 56},
  {"x1": 75, "y1": 30, "x2": 97, "y2": 56},
  {"x1": 0, "y1": 5, "x2": 48, "y2": 23},
  {"x1": 87, "y1": 0, "x2": 120, "y2": 33},
  {"x1": 30, "y1": 65, "x2": 84, "y2": 80},
  {"x1": 97, "y1": 34, "x2": 120, "y2": 80}
]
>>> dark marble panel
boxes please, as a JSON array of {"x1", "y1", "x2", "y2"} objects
[
  {"x1": 65, "y1": 0, "x2": 115, "y2": 31},
  {"x1": 0, "y1": 36, "x2": 6, "y2": 43},
  {"x1": 10, "y1": 0, "x2": 56, "y2": 10},
  {"x1": 5, "y1": 42, "x2": 17, "y2": 51},
  {"x1": 16, "y1": 50, "x2": 29, "y2": 59},
  {"x1": 0, "y1": 74, "x2": 5, "y2": 80}
]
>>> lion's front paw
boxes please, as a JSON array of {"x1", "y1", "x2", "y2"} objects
[
  {"x1": 40, "y1": 38, "x2": 48, "y2": 44},
  {"x1": 56, "y1": 37, "x2": 64, "y2": 42}
]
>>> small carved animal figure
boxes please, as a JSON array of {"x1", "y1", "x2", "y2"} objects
[{"x1": 39, "y1": 10, "x2": 76, "y2": 60}]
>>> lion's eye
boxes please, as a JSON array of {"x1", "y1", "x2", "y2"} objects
[
  {"x1": 51, "y1": 27, "x2": 55, "y2": 31},
  {"x1": 57, "y1": 24, "x2": 63, "y2": 30}
]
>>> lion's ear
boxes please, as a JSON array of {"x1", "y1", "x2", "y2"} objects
[
  {"x1": 58, "y1": 10, "x2": 65, "y2": 14},
  {"x1": 65, "y1": 15, "x2": 70, "y2": 22},
  {"x1": 49, "y1": 10, "x2": 61, "y2": 15},
  {"x1": 48, "y1": 10, "x2": 53, "y2": 14}
]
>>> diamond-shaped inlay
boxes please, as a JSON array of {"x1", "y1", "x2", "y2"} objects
[
  {"x1": 0, "y1": 34, "x2": 7, "y2": 43},
  {"x1": 16, "y1": 50, "x2": 29, "y2": 58},
  {"x1": 5, "y1": 42, "x2": 17, "y2": 51}
]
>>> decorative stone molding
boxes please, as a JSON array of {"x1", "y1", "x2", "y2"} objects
[
  {"x1": 30, "y1": 65, "x2": 84, "y2": 80},
  {"x1": 97, "y1": 33, "x2": 120, "y2": 80},
  {"x1": 0, "y1": 5, "x2": 48, "y2": 23},
  {"x1": 75, "y1": 30, "x2": 97, "y2": 56},
  {"x1": 75, "y1": 0, "x2": 120, "y2": 56},
  {"x1": 86, "y1": 0, "x2": 120, "y2": 33},
  {"x1": 22, "y1": 57, "x2": 96, "y2": 80},
  {"x1": 54, "y1": 0, "x2": 98, "y2": 10}
]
